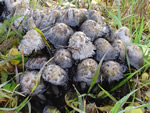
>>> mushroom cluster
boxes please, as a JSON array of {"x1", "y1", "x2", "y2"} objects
[
  {"x1": 6, "y1": 6, "x2": 143, "y2": 112},
  {"x1": 17, "y1": 7, "x2": 144, "y2": 93}
]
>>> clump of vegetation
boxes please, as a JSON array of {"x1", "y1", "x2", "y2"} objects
[{"x1": 0, "y1": 0, "x2": 149, "y2": 113}]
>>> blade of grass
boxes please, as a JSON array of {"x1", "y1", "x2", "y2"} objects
[
  {"x1": 112, "y1": 80, "x2": 150, "y2": 113},
  {"x1": 98, "y1": 85, "x2": 117, "y2": 103},
  {"x1": 111, "y1": 88, "x2": 139, "y2": 113},
  {"x1": 119, "y1": 103, "x2": 150, "y2": 113},
  {"x1": 88, "y1": 50, "x2": 108, "y2": 93}
]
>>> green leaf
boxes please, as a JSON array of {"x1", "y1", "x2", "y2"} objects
[
  {"x1": 98, "y1": 85, "x2": 117, "y2": 103},
  {"x1": 88, "y1": 50, "x2": 108, "y2": 93}
]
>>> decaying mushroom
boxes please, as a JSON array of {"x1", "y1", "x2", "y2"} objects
[
  {"x1": 19, "y1": 70, "x2": 46, "y2": 95},
  {"x1": 57, "y1": 8, "x2": 87, "y2": 27},
  {"x1": 80, "y1": 20, "x2": 100, "y2": 41},
  {"x1": 45, "y1": 23, "x2": 74, "y2": 48},
  {"x1": 54, "y1": 49, "x2": 73, "y2": 69},
  {"x1": 112, "y1": 39, "x2": 125, "y2": 61},
  {"x1": 115, "y1": 27, "x2": 131, "y2": 44},
  {"x1": 74, "y1": 58, "x2": 99, "y2": 85},
  {"x1": 18, "y1": 29, "x2": 45, "y2": 55},
  {"x1": 126, "y1": 44, "x2": 143, "y2": 69},
  {"x1": 25, "y1": 56, "x2": 48, "y2": 70},
  {"x1": 94, "y1": 38, "x2": 118, "y2": 61},
  {"x1": 101, "y1": 61, "x2": 125, "y2": 82},
  {"x1": 42, "y1": 64, "x2": 68, "y2": 86},
  {"x1": 68, "y1": 32, "x2": 95, "y2": 60}
]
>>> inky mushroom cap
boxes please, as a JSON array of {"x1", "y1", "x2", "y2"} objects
[
  {"x1": 115, "y1": 27, "x2": 131, "y2": 43},
  {"x1": 94, "y1": 38, "x2": 118, "y2": 61},
  {"x1": 19, "y1": 70, "x2": 46, "y2": 95},
  {"x1": 45, "y1": 23, "x2": 74, "y2": 48},
  {"x1": 25, "y1": 56, "x2": 48, "y2": 70},
  {"x1": 112, "y1": 39, "x2": 125, "y2": 61},
  {"x1": 86, "y1": 10, "x2": 103, "y2": 24},
  {"x1": 39, "y1": 9, "x2": 61, "y2": 30},
  {"x1": 54, "y1": 49, "x2": 73, "y2": 69},
  {"x1": 57, "y1": 8, "x2": 87, "y2": 27},
  {"x1": 127, "y1": 44, "x2": 143, "y2": 69},
  {"x1": 97, "y1": 24, "x2": 115, "y2": 42},
  {"x1": 80, "y1": 20, "x2": 100, "y2": 41},
  {"x1": 101, "y1": 61, "x2": 124, "y2": 82},
  {"x1": 74, "y1": 58, "x2": 99, "y2": 85},
  {"x1": 18, "y1": 29, "x2": 45, "y2": 55},
  {"x1": 42, "y1": 64, "x2": 68, "y2": 86},
  {"x1": 68, "y1": 32, "x2": 95, "y2": 60}
]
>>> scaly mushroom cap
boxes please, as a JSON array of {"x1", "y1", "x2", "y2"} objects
[
  {"x1": 57, "y1": 8, "x2": 87, "y2": 27},
  {"x1": 101, "y1": 61, "x2": 124, "y2": 82},
  {"x1": 74, "y1": 58, "x2": 99, "y2": 85},
  {"x1": 126, "y1": 44, "x2": 143, "y2": 69},
  {"x1": 39, "y1": 9, "x2": 61, "y2": 30},
  {"x1": 86, "y1": 10, "x2": 103, "y2": 24},
  {"x1": 94, "y1": 38, "x2": 118, "y2": 61},
  {"x1": 19, "y1": 70, "x2": 46, "y2": 95},
  {"x1": 18, "y1": 29, "x2": 45, "y2": 55},
  {"x1": 25, "y1": 56, "x2": 48, "y2": 70},
  {"x1": 112, "y1": 39, "x2": 125, "y2": 61},
  {"x1": 45, "y1": 23, "x2": 74, "y2": 48},
  {"x1": 54, "y1": 49, "x2": 73, "y2": 69},
  {"x1": 68, "y1": 32, "x2": 95, "y2": 60},
  {"x1": 80, "y1": 20, "x2": 100, "y2": 41},
  {"x1": 115, "y1": 27, "x2": 131, "y2": 43},
  {"x1": 42, "y1": 64, "x2": 68, "y2": 86}
]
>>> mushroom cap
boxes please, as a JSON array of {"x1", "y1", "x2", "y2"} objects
[
  {"x1": 101, "y1": 61, "x2": 124, "y2": 82},
  {"x1": 74, "y1": 58, "x2": 99, "y2": 85},
  {"x1": 54, "y1": 49, "x2": 73, "y2": 69},
  {"x1": 30, "y1": 9, "x2": 42, "y2": 28},
  {"x1": 86, "y1": 10, "x2": 103, "y2": 24},
  {"x1": 42, "y1": 64, "x2": 68, "y2": 86},
  {"x1": 19, "y1": 70, "x2": 46, "y2": 95},
  {"x1": 57, "y1": 8, "x2": 87, "y2": 27},
  {"x1": 115, "y1": 27, "x2": 131, "y2": 43},
  {"x1": 127, "y1": 44, "x2": 143, "y2": 69},
  {"x1": 68, "y1": 32, "x2": 95, "y2": 60},
  {"x1": 13, "y1": 8, "x2": 30, "y2": 29},
  {"x1": 97, "y1": 24, "x2": 115, "y2": 42},
  {"x1": 45, "y1": 23, "x2": 74, "y2": 48},
  {"x1": 94, "y1": 38, "x2": 118, "y2": 61},
  {"x1": 39, "y1": 9, "x2": 61, "y2": 30},
  {"x1": 112, "y1": 39, "x2": 125, "y2": 61},
  {"x1": 25, "y1": 56, "x2": 48, "y2": 70},
  {"x1": 18, "y1": 29, "x2": 45, "y2": 55},
  {"x1": 80, "y1": 20, "x2": 100, "y2": 41}
]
